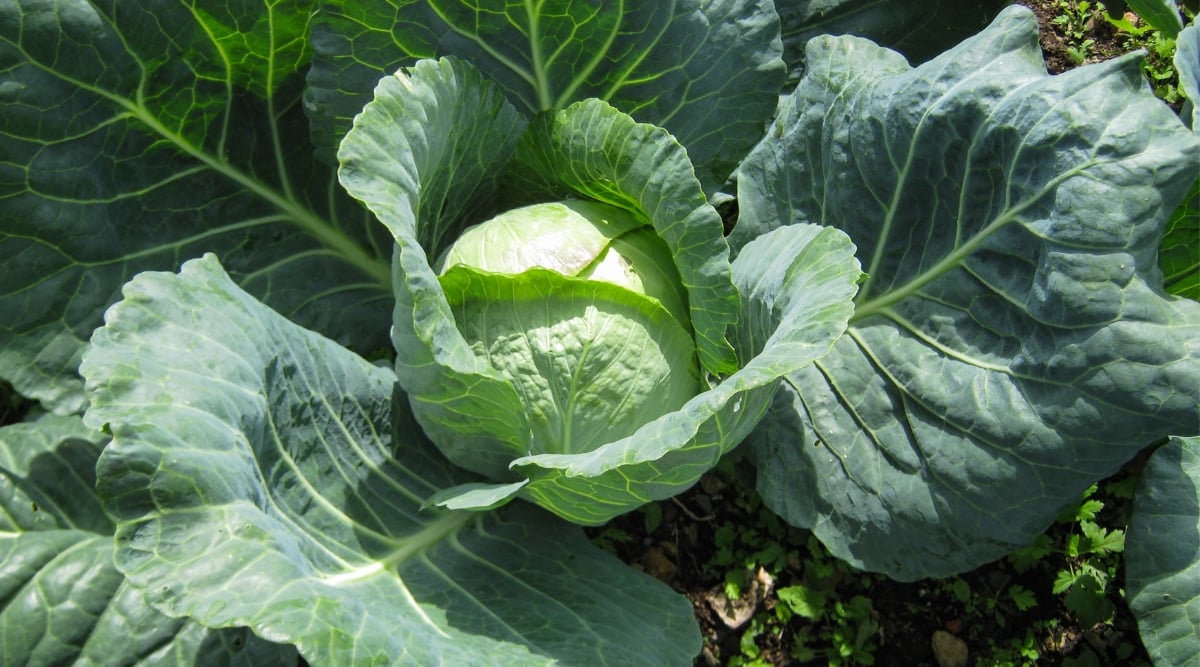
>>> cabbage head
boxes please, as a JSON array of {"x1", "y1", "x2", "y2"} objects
[
  {"x1": 434, "y1": 200, "x2": 700, "y2": 463},
  {"x1": 336, "y1": 60, "x2": 863, "y2": 521}
]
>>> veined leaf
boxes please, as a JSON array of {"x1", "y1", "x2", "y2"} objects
[
  {"x1": 81, "y1": 255, "x2": 700, "y2": 666},
  {"x1": 739, "y1": 6, "x2": 1200, "y2": 579},
  {"x1": 310, "y1": 0, "x2": 785, "y2": 194},
  {"x1": 1159, "y1": 181, "x2": 1198, "y2": 299},
  {"x1": 339, "y1": 57, "x2": 534, "y2": 481},
  {"x1": 0, "y1": 414, "x2": 293, "y2": 665},
  {"x1": 0, "y1": 0, "x2": 393, "y2": 413},
  {"x1": 1127, "y1": 436, "x2": 1200, "y2": 667},
  {"x1": 1179, "y1": 19, "x2": 1200, "y2": 131}
]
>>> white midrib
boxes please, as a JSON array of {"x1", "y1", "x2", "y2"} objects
[
  {"x1": 321, "y1": 511, "x2": 474, "y2": 638},
  {"x1": 851, "y1": 162, "x2": 1091, "y2": 324},
  {"x1": 21, "y1": 41, "x2": 393, "y2": 289},
  {"x1": 324, "y1": 510, "x2": 474, "y2": 585}
]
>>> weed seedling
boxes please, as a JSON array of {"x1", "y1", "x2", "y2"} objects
[
  {"x1": 1053, "y1": 0, "x2": 1101, "y2": 62},
  {"x1": 1005, "y1": 481, "x2": 1138, "y2": 652}
]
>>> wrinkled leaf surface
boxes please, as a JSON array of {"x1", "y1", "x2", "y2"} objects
[
  {"x1": 0, "y1": 414, "x2": 293, "y2": 666},
  {"x1": 739, "y1": 6, "x2": 1200, "y2": 579},
  {"x1": 82, "y1": 255, "x2": 700, "y2": 666}
]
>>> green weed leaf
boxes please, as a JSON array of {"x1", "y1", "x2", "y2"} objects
[
  {"x1": 777, "y1": 585, "x2": 827, "y2": 621},
  {"x1": 1009, "y1": 585, "x2": 1038, "y2": 612},
  {"x1": 1079, "y1": 521, "x2": 1126, "y2": 555}
]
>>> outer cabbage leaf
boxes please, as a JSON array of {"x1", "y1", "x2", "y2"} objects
[
  {"x1": 310, "y1": 0, "x2": 784, "y2": 194},
  {"x1": 1127, "y1": 436, "x2": 1200, "y2": 667},
  {"x1": 738, "y1": 6, "x2": 1200, "y2": 579},
  {"x1": 81, "y1": 255, "x2": 700, "y2": 667},
  {"x1": 776, "y1": 0, "x2": 1007, "y2": 84},
  {"x1": 338, "y1": 57, "x2": 860, "y2": 523},
  {"x1": 338, "y1": 58, "x2": 533, "y2": 480},
  {"x1": 1180, "y1": 19, "x2": 1200, "y2": 131},
  {"x1": 1162, "y1": 180, "x2": 1200, "y2": 299},
  {"x1": 0, "y1": 0, "x2": 393, "y2": 413},
  {"x1": 0, "y1": 414, "x2": 293, "y2": 666}
]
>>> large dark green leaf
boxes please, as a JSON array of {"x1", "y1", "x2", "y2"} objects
[
  {"x1": 1161, "y1": 180, "x2": 1200, "y2": 299},
  {"x1": 1127, "y1": 436, "x2": 1200, "y2": 667},
  {"x1": 0, "y1": 0, "x2": 393, "y2": 413},
  {"x1": 310, "y1": 0, "x2": 784, "y2": 194},
  {"x1": 0, "y1": 414, "x2": 294, "y2": 665},
  {"x1": 1180, "y1": 18, "x2": 1200, "y2": 131},
  {"x1": 81, "y1": 255, "x2": 701, "y2": 666},
  {"x1": 738, "y1": 6, "x2": 1200, "y2": 579}
]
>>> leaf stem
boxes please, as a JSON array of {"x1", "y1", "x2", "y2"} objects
[
  {"x1": 852, "y1": 164, "x2": 1089, "y2": 323},
  {"x1": 380, "y1": 510, "x2": 475, "y2": 572},
  {"x1": 526, "y1": 0, "x2": 554, "y2": 109}
]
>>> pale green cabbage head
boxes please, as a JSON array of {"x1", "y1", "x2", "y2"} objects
[{"x1": 435, "y1": 200, "x2": 699, "y2": 456}]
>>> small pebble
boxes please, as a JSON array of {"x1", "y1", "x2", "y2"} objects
[{"x1": 931, "y1": 629, "x2": 969, "y2": 667}]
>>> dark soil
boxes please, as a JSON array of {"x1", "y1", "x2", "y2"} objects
[
  {"x1": 591, "y1": 457, "x2": 1152, "y2": 666},
  {"x1": 1016, "y1": 0, "x2": 1133, "y2": 73}
]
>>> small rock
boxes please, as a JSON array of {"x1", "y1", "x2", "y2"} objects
[
  {"x1": 699, "y1": 474, "x2": 727, "y2": 495},
  {"x1": 707, "y1": 568, "x2": 775, "y2": 630},
  {"x1": 931, "y1": 629, "x2": 969, "y2": 667},
  {"x1": 640, "y1": 546, "x2": 678, "y2": 582}
]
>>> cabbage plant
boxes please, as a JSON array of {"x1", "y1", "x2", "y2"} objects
[{"x1": 1, "y1": 1, "x2": 1198, "y2": 666}]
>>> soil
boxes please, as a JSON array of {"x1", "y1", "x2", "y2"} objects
[
  {"x1": 587, "y1": 2, "x2": 1185, "y2": 665},
  {"x1": 1015, "y1": 0, "x2": 1136, "y2": 74},
  {"x1": 590, "y1": 457, "x2": 1150, "y2": 667}
]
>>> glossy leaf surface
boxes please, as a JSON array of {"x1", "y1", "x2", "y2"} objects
[
  {"x1": 310, "y1": 0, "x2": 784, "y2": 193},
  {"x1": 0, "y1": 0, "x2": 393, "y2": 413}
]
